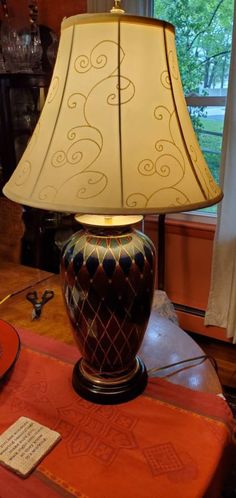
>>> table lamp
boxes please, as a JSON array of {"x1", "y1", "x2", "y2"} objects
[{"x1": 3, "y1": 1, "x2": 223, "y2": 404}]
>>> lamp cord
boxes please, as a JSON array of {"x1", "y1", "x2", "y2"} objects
[{"x1": 147, "y1": 354, "x2": 218, "y2": 376}]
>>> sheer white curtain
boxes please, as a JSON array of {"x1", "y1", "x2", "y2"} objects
[
  {"x1": 87, "y1": 0, "x2": 153, "y2": 16},
  {"x1": 205, "y1": 1, "x2": 236, "y2": 343}
]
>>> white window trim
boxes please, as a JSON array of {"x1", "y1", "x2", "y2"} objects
[{"x1": 167, "y1": 212, "x2": 217, "y2": 225}]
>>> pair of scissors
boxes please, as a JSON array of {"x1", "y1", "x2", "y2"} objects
[{"x1": 26, "y1": 290, "x2": 54, "y2": 320}]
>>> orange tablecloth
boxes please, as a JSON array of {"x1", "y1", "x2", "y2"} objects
[{"x1": 0, "y1": 328, "x2": 235, "y2": 498}]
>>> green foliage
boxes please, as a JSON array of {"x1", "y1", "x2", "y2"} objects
[
  {"x1": 153, "y1": 0, "x2": 233, "y2": 206},
  {"x1": 154, "y1": 0, "x2": 233, "y2": 95},
  {"x1": 198, "y1": 117, "x2": 224, "y2": 183},
  {"x1": 188, "y1": 106, "x2": 206, "y2": 140}
]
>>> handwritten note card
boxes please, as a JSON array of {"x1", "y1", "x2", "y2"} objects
[{"x1": 0, "y1": 416, "x2": 61, "y2": 477}]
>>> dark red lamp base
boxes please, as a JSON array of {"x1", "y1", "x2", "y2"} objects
[{"x1": 61, "y1": 217, "x2": 156, "y2": 405}]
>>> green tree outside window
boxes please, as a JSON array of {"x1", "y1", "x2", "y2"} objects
[{"x1": 154, "y1": 0, "x2": 233, "y2": 207}]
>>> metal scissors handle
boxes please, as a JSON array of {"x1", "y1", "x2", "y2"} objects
[
  {"x1": 26, "y1": 289, "x2": 54, "y2": 319},
  {"x1": 26, "y1": 290, "x2": 38, "y2": 305},
  {"x1": 41, "y1": 290, "x2": 54, "y2": 304}
]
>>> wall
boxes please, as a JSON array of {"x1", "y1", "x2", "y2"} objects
[
  {"x1": 0, "y1": 0, "x2": 87, "y2": 34},
  {"x1": 144, "y1": 216, "x2": 229, "y2": 342}
]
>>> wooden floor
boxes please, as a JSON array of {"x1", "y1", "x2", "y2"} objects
[{"x1": 189, "y1": 332, "x2": 236, "y2": 389}]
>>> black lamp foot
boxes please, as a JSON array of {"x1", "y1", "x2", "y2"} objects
[{"x1": 72, "y1": 357, "x2": 148, "y2": 405}]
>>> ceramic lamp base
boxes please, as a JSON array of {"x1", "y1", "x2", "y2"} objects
[
  {"x1": 72, "y1": 356, "x2": 148, "y2": 405},
  {"x1": 61, "y1": 215, "x2": 156, "y2": 405}
]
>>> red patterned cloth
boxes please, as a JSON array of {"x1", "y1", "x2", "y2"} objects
[{"x1": 0, "y1": 328, "x2": 235, "y2": 498}]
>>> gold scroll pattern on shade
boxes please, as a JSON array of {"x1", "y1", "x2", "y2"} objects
[
  {"x1": 126, "y1": 105, "x2": 190, "y2": 209},
  {"x1": 165, "y1": 29, "x2": 220, "y2": 200},
  {"x1": 47, "y1": 77, "x2": 60, "y2": 103},
  {"x1": 47, "y1": 40, "x2": 135, "y2": 202},
  {"x1": 14, "y1": 122, "x2": 42, "y2": 187},
  {"x1": 3, "y1": 15, "x2": 222, "y2": 214}
]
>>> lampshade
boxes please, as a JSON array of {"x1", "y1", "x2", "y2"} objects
[{"x1": 3, "y1": 12, "x2": 223, "y2": 215}]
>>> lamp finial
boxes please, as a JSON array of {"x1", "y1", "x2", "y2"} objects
[{"x1": 110, "y1": 0, "x2": 125, "y2": 14}]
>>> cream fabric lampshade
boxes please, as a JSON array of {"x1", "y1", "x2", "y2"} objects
[{"x1": 3, "y1": 13, "x2": 223, "y2": 214}]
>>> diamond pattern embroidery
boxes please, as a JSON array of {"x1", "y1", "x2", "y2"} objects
[
  {"x1": 143, "y1": 443, "x2": 184, "y2": 477},
  {"x1": 57, "y1": 401, "x2": 138, "y2": 465}
]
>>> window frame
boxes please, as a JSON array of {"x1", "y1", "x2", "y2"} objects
[{"x1": 184, "y1": 95, "x2": 226, "y2": 223}]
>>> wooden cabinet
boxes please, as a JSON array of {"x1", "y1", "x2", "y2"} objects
[
  {"x1": 0, "y1": 72, "x2": 79, "y2": 272},
  {"x1": 0, "y1": 72, "x2": 51, "y2": 187}
]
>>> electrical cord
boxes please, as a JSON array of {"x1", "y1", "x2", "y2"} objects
[{"x1": 148, "y1": 354, "x2": 218, "y2": 376}]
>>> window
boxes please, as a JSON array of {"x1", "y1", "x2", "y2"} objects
[{"x1": 153, "y1": 0, "x2": 234, "y2": 215}]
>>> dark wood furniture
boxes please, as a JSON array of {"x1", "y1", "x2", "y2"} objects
[
  {"x1": 0, "y1": 198, "x2": 24, "y2": 263},
  {"x1": 0, "y1": 72, "x2": 51, "y2": 186}
]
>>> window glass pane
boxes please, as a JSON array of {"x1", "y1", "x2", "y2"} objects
[
  {"x1": 189, "y1": 105, "x2": 224, "y2": 185},
  {"x1": 153, "y1": 0, "x2": 234, "y2": 214}
]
